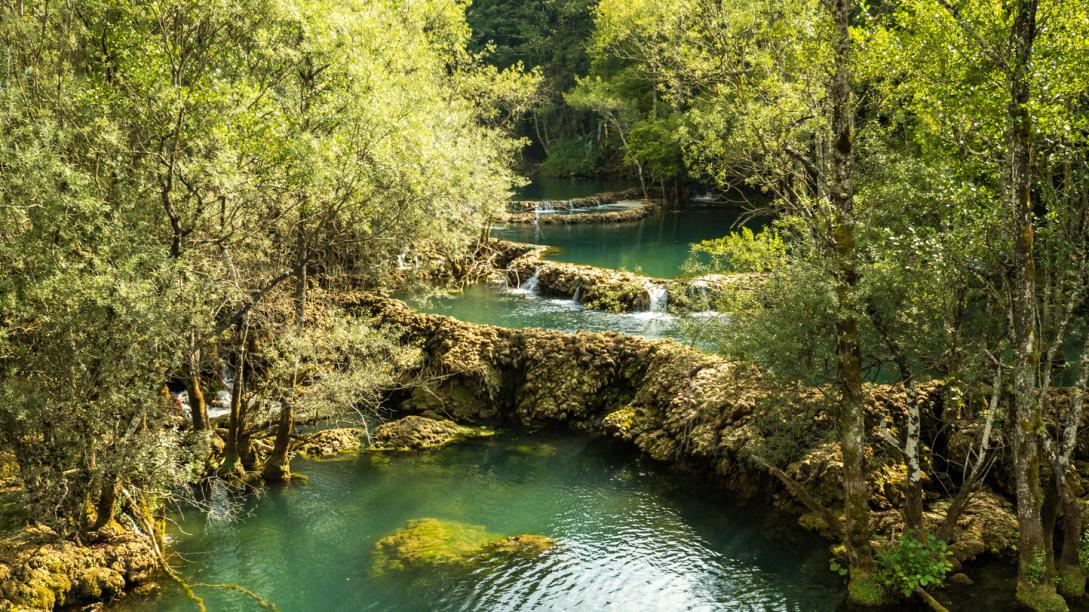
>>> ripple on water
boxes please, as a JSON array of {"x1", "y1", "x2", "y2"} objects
[{"x1": 115, "y1": 433, "x2": 844, "y2": 612}]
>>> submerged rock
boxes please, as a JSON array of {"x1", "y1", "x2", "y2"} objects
[
  {"x1": 294, "y1": 428, "x2": 365, "y2": 459},
  {"x1": 0, "y1": 525, "x2": 158, "y2": 611},
  {"x1": 369, "y1": 416, "x2": 494, "y2": 451},
  {"x1": 371, "y1": 518, "x2": 554, "y2": 574}
]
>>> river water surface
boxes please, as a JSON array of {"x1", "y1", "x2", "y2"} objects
[{"x1": 119, "y1": 432, "x2": 843, "y2": 611}]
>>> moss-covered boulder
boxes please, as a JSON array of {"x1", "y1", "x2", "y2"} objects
[
  {"x1": 0, "y1": 525, "x2": 158, "y2": 611},
  {"x1": 369, "y1": 416, "x2": 494, "y2": 451},
  {"x1": 294, "y1": 428, "x2": 365, "y2": 459},
  {"x1": 371, "y1": 518, "x2": 554, "y2": 574}
]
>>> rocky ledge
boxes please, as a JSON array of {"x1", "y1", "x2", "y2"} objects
[
  {"x1": 501, "y1": 239, "x2": 764, "y2": 313},
  {"x1": 507, "y1": 199, "x2": 662, "y2": 225},
  {"x1": 507, "y1": 188, "x2": 648, "y2": 213},
  {"x1": 294, "y1": 428, "x2": 366, "y2": 459}
]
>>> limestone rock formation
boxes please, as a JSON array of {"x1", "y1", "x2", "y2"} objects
[
  {"x1": 369, "y1": 416, "x2": 494, "y2": 451},
  {"x1": 0, "y1": 525, "x2": 158, "y2": 611},
  {"x1": 345, "y1": 294, "x2": 1032, "y2": 566},
  {"x1": 294, "y1": 428, "x2": 365, "y2": 459}
]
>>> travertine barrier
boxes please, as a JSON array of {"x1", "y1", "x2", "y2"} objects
[{"x1": 346, "y1": 293, "x2": 1025, "y2": 564}]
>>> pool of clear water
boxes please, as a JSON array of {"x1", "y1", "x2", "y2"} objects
[
  {"x1": 117, "y1": 432, "x2": 846, "y2": 611},
  {"x1": 494, "y1": 205, "x2": 763, "y2": 279}
]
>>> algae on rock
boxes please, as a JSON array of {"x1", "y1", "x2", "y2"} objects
[{"x1": 371, "y1": 518, "x2": 554, "y2": 574}]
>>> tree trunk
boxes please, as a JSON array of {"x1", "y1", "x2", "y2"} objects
[
  {"x1": 902, "y1": 385, "x2": 924, "y2": 532},
  {"x1": 828, "y1": 0, "x2": 876, "y2": 603},
  {"x1": 262, "y1": 397, "x2": 293, "y2": 482},
  {"x1": 1055, "y1": 334, "x2": 1089, "y2": 596},
  {"x1": 222, "y1": 320, "x2": 248, "y2": 476},
  {"x1": 1056, "y1": 471, "x2": 1085, "y2": 597},
  {"x1": 187, "y1": 346, "x2": 208, "y2": 431},
  {"x1": 92, "y1": 476, "x2": 118, "y2": 530},
  {"x1": 264, "y1": 208, "x2": 308, "y2": 481},
  {"x1": 1004, "y1": 2, "x2": 1061, "y2": 608}
]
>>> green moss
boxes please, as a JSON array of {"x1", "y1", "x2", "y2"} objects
[
  {"x1": 602, "y1": 407, "x2": 637, "y2": 438},
  {"x1": 371, "y1": 518, "x2": 555, "y2": 575},
  {"x1": 369, "y1": 416, "x2": 495, "y2": 452},
  {"x1": 1057, "y1": 569, "x2": 1086, "y2": 599},
  {"x1": 1017, "y1": 583, "x2": 1069, "y2": 612},
  {"x1": 847, "y1": 572, "x2": 886, "y2": 607}
]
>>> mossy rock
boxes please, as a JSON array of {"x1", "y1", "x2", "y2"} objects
[
  {"x1": 294, "y1": 428, "x2": 365, "y2": 459},
  {"x1": 602, "y1": 407, "x2": 637, "y2": 438},
  {"x1": 371, "y1": 518, "x2": 554, "y2": 574},
  {"x1": 369, "y1": 416, "x2": 494, "y2": 452},
  {"x1": 0, "y1": 524, "x2": 157, "y2": 610}
]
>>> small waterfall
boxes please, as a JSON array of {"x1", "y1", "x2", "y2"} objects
[
  {"x1": 520, "y1": 268, "x2": 541, "y2": 294},
  {"x1": 507, "y1": 267, "x2": 542, "y2": 297},
  {"x1": 645, "y1": 282, "x2": 668, "y2": 312},
  {"x1": 534, "y1": 200, "x2": 554, "y2": 224},
  {"x1": 572, "y1": 283, "x2": 581, "y2": 304},
  {"x1": 210, "y1": 363, "x2": 234, "y2": 419}
]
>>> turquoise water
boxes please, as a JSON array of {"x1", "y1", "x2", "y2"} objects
[
  {"x1": 119, "y1": 432, "x2": 844, "y2": 611},
  {"x1": 398, "y1": 283, "x2": 726, "y2": 347},
  {"x1": 514, "y1": 176, "x2": 639, "y2": 201},
  {"x1": 494, "y1": 205, "x2": 764, "y2": 278}
]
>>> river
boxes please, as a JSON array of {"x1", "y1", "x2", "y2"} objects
[{"x1": 119, "y1": 432, "x2": 845, "y2": 611}]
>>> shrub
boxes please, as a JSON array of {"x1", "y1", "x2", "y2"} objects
[{"x1": 876, "y1": 530, "x2": 953, "y2": 597}]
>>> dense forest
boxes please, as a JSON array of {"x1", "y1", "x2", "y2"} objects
[{"x1": 1, "y1": 1, "x2": 1088, "y2": 611}]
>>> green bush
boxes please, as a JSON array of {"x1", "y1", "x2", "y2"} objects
[
  {"x1": 876, "y1": 531, "x2": 953, "y2": 597},
  {"x1": 684, "y1": 227, "x2": 786, "y2": 274},
  {"x1": 538, "y1": 136, "x2": 600, "y2": 177}
]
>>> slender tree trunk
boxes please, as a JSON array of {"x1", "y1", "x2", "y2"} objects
[
  {"x1": 1056, "y1": 471, "x2": 1085, "y2": 596},
  {"x1": 936, "y1": 363, "x2": 1004, "y2": 541},
  {"x1": 264, "y1": 196, "x2": 308, "y2": 481},
  {"x1": 867, "y1": 303, "x2": 924, "y2": 531},
  {"x1": 1055, "y1": 334, "x2": 1089, "y2": 596},
  {"x1": 187, "y1": 339, "x2": 208, "y2": 431},
  {"x1": 222, "y1": 320, "x2": 248, "y2": 476},
  {"x1": 1004, "y1": 2, "x2": 1061, "y2": 608},
  {"x1": 902, "y1": 384, "x2": 924, "y2": 531},
  {"x1": 828, "y1": 0, "x2": 876, "y2": 603}
]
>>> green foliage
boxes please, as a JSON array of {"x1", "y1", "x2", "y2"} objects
[
  {"x1": 0, "y1": 0, "x2": 534, "y2": 534},
  {"x1": 1079, "y1": 530, "x2": 1089, "y2": 572},
  {"x1": 876, "y1": 531, "x2": 953, "y2": 597},
  {"x1": 1026, "y1": 550, "x2": 1049, "y2": 585},
  {"x1": 625, "y1": 115, "x2": 684, "y2": 182},
  {"x1": 538, "y1": 136, "x2": 601, "y2": 177},
  {"x1": 685, "y1": 227, "x2": 786, "y2": 274}
]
